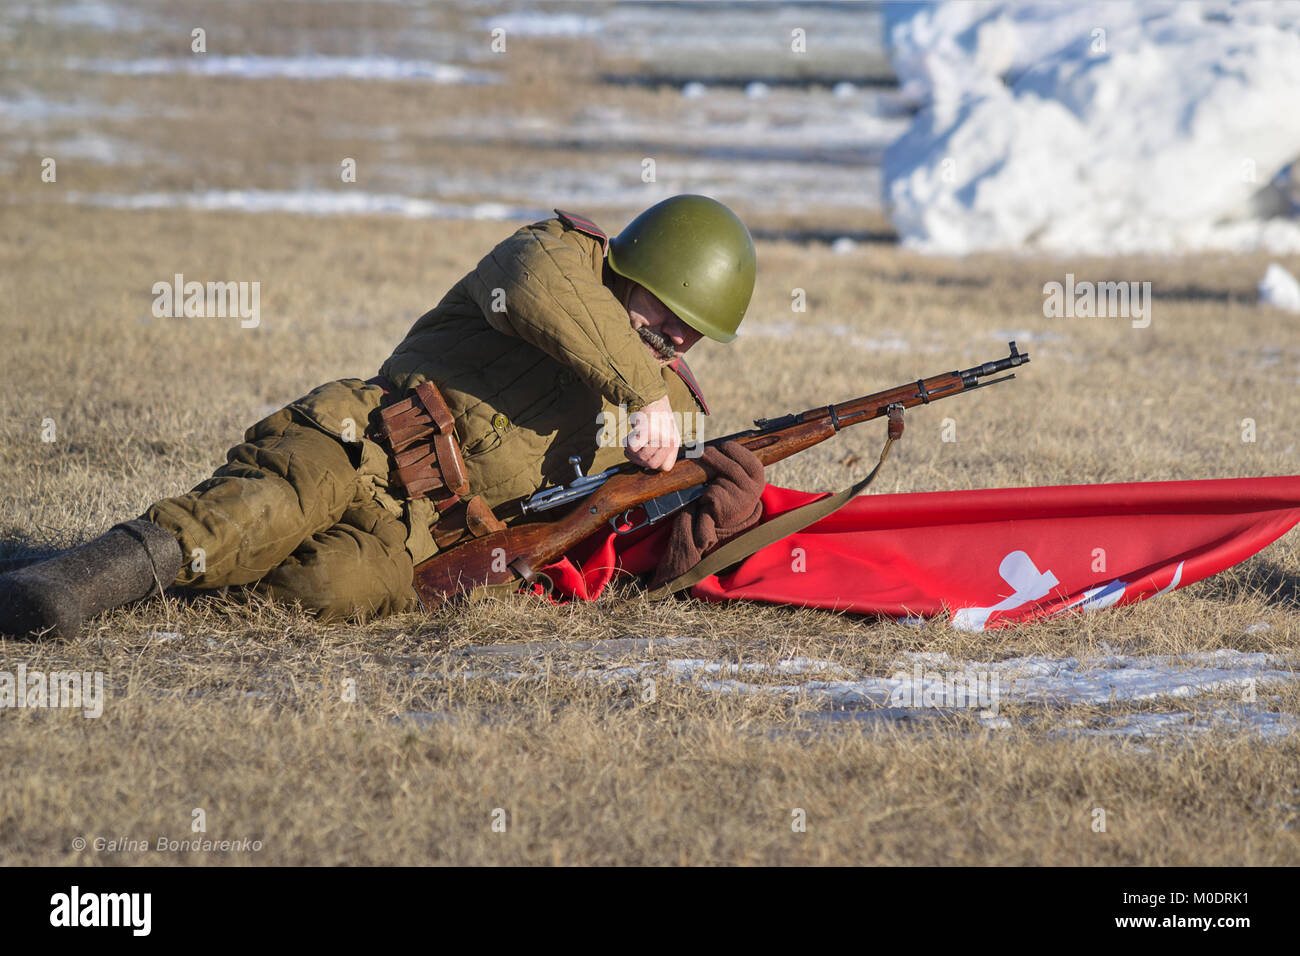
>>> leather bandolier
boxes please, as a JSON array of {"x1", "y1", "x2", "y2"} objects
[{"x1": 366, "y1": 376, "x2": 506, "y2": 553}]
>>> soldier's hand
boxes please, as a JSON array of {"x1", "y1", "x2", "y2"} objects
[{"x1": 626, "y1": 395, "x2": 681, "y2": 472}]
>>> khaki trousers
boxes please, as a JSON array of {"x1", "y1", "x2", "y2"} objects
[{"x1": 146, "y1": 414, "x2": 419, "y2": 621}]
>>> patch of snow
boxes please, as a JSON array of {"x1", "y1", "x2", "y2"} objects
[
  {"x1": 1055, "y1": 704, "x2": 1299, "y2": 741},
  {"x1": 0, "y1": 0, "x2": 155, "y2": 31},
  {"x1": 60, "y1": 189, "x2": 547, "y2": 221},
  {"x1": 1259, "y1": 263, "x2": 1300, "y2": 312},
  {"x1": 421, "y1": 648, "x2": 1300, "y2": 742},
  {"x1": 66, "y1": 55, "x2": 499, "y2": 84},
  {"x1": 51, "y1": 132, "x2": 148, "y2": 165},
  {"x1": 556, "y1": 95, "x2": 907, "y2": 156},
  {"x1": 53, "y1": 0, "x2": 151, "y2": 31},
  {"x1": 478, "y1": 11, "x2": 601, "y2": 36},
  {"x1": 598, "y1": 2, "x2": 886, "y2": 66},
  {"x1": 0, "y1": 91, "x2": 137, "y2": 123}
]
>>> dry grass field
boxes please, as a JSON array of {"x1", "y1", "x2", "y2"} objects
[
  {"x1": 1, "y1": 205, "x2": 1298, "y2": 866},
  {"x1": 1, "y1": 0, "x2": 1298, "y2": 867}
]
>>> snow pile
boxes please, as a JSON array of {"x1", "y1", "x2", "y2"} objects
[
  {"x1": 883, "y1": 1, "x2": 1300, "y2": 254},
  {"x1": 1259, "y1": 262, "x2": 1300, "y2": 312}
]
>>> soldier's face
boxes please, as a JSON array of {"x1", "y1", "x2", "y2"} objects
[{"x1": 624, "y1": 283, "x2": 703, "y2": 364}]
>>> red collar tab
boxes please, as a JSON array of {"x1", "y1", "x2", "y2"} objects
[
  {"x1": 667, "y1": 356, "x2": 710, "y2": 416},
  {"x1": 554, "y1": 209, "x2": 608, "y2": 253}
]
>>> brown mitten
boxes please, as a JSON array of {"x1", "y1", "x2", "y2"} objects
[{"x1": 649, "y1": 440, "x2": 765, "y2": 590}]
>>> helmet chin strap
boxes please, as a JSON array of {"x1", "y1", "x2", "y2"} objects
[{"x1": 617, "y1": 276, "x2": 636, "y2": 312}]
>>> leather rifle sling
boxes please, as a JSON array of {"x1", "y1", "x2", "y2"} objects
[{"x1": 647, "y1": 405, "x2": 906, "y2": 600}]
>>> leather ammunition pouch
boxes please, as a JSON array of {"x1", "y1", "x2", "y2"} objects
[
  {"x1": 367, "y1": 376, "x2": 507, "y2": 548},
  {"x1": 369, "y1": 379, "x2": 469, "y2": 511}
]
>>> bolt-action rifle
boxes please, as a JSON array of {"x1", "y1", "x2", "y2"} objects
[{"x1": 412, "y1": 342, "x2": 1030, "y2": 607}]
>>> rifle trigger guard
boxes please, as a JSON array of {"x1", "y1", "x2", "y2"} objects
[
  {"x1": 611, "y1": 510, "x2": 646, "y2": 536},
  {"x1": 886, "y1": 403, "x2": 906, "y2": 441}
]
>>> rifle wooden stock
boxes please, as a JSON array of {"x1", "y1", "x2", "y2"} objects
[{"x1": 412, "y1": 353, "x2": 1023, "y2": 608}]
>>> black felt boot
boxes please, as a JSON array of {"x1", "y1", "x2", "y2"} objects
[{"x1": 0, "y1": 519, "x2": 184, "y2": 639}]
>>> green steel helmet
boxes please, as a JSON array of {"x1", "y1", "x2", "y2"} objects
[{"x1": 607, "y1": 194, "x2": 756, "y2": 343}]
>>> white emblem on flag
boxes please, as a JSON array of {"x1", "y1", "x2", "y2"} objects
[{"x1": 951, "y1": 550, "x2": 1060, "y2": 632}]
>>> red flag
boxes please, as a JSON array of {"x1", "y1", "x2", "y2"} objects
[{"x1": 538, "y1": 476, "x2": 1300, "y2": 630}]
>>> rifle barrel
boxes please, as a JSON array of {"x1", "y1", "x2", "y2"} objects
[
  {"x1": 735, "y1": 341, "x2": 1028, "y2": 439},
  {"x1": 419, "y1": 342, "x2": 1030, "y2": 607}
]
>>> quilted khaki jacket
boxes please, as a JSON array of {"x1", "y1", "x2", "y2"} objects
[{"x1": 277, "y1": 213, "x2": 707, "y2": 566}]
